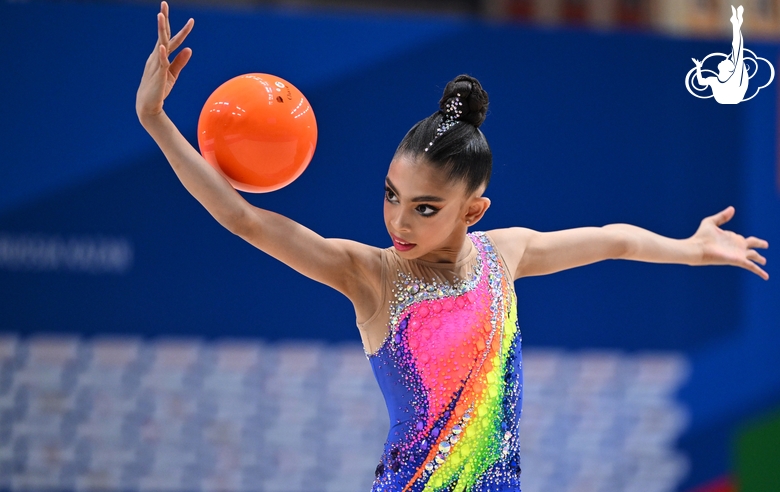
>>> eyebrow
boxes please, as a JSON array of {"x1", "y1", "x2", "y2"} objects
[{"x1": 385, "y1": 177, "x2": 445, "y2": 203}]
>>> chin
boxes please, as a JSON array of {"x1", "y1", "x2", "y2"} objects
[
  {"x1": 394, "y1": 246, "x2": 419, "y2": 257},
  {"x1": 395, "y1": 246, "x2": 429, "y2": 260}
]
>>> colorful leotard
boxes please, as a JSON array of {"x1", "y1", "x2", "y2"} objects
[{"x1": 359, "y1": 232, "x2": 523, "y2": 491}]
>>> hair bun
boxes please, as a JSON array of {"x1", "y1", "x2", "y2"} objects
[{"x1": 439, "y1": 74, "x2": 489, "y2": 128}]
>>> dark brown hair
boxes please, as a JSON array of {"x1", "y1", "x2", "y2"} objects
[{"x1": 394, "y1": 74, "x2": 491, "y2": 195}]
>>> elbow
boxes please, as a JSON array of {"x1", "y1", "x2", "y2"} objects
[
  {"x1": 220, "y1": 208, "x2": 254, "y2": 237},
  {"x1": 602, "y1": 224, "x2": 634, "y2": 260},
  {"x1": 618, "y1": 236, "x2": 636, "y2": 260}
]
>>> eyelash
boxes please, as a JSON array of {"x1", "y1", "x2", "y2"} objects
[{"x1": 384, "y1": 187, "x2": 440, "y2": 217}]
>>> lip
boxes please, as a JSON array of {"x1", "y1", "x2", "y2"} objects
[{"x1": 390, "y1": 233, "x2": 416, "y2": 252}]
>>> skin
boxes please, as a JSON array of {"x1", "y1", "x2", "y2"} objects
[
  {"x1": 137, "y1": 3, "x2": 769, "y2": 337},
  {"x1": 383, "y1": 155, "x2": 490, "y2": 265}
]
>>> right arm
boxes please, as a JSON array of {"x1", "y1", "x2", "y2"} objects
[
  {"x1": 136, "y1": 2, "x2": 382, "y2": 316},
  {"x1": 138, "y1": 113, "x2": 382, "y2": 300}
]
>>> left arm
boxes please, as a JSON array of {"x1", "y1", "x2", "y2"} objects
[{"x1": 488, "y1": 206, "x2": 768, "y2": 281}]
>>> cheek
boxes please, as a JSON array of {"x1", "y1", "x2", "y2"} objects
[
  {"x1": 430, "y1": 208, "x2": 458, "y2": 227},
  {"x1": 420, "y1": 214, "x2": 451, "y2": 237}
]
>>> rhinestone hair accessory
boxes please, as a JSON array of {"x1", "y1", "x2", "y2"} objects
[{"x1": 424, "y1": 93, "x2": 463, "y2": 152}]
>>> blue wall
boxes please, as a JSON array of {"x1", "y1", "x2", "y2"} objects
[{"x1": 1, "y1": 1, "x2": 777, "y2": 489}]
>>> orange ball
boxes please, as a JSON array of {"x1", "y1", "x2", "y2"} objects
[{"x1": 197, "y1": 74, "x2": 317, "y2": 193}]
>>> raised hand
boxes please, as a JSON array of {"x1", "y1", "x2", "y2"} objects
[
  {"x1": 692, "y1": 206, "x2": 769, "y2": 279},
  {"x1": 136, "y1": 1, "x2": 194, "y2": 119}
]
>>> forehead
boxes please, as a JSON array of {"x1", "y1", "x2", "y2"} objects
[{"x1": 386, "y1": 155, "x2": 464, "y2": 196}]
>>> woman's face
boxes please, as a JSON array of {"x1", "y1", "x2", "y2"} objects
[{"x1": 383, "y1": 154, "x2": 487, "y2": 263}]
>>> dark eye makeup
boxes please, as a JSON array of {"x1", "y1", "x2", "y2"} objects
[
  {"x1": 384, "y1": 186, "x2": 398, "y2": 202},
  {"x1": 385, "y1": 187, "x2": 440, "y2": 217},
  {"x1": 416, "y1": 205, "x2": 439, "y2": 217}
]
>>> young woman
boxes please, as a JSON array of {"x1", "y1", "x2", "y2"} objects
[{"x1": 136, "y1": 3, "x2": 768, "y2": 490}]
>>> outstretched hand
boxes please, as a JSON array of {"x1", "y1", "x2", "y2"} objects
[
  {"x1": 136, "y1": 1, "x2": 194, "y2": 119},
  {"x1": 692, "y1": 206, "x2": 769, "y2": 280}
]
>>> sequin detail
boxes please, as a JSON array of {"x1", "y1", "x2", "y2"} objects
[
  {"x1": 369, "y1": 232, "x2": 523, "y2": 491},
  {"x1": 424, "y1": 94, "x2": 463, "y2": 152}
]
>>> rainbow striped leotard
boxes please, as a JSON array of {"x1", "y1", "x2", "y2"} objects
[{"x1": 366, "y1": 231, "x2": 523, "y2": 491}]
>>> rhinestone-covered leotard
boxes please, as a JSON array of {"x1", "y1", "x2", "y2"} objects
[{"x1": 363, "y1": 232, "x2": 522, "y2": 491}]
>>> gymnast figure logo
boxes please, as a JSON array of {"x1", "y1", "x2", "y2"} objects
[{"x1": 685, "y1": 5, "x2": 774, "y2": 104}]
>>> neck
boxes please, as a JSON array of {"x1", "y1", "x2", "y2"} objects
[{"x1": 416, "y1": 228, "x2": 473, "y2": 264}]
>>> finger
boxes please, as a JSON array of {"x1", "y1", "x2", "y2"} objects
[
  {"x1": 155, "y1": 12, "x2": 162, "y2": 47},
  {"x1": 157, "y1": 12, "x2": 168, "y2": 48},
  {"x1": 746, "y1": 236, "x2": 769, "y2": 249},
  {"x1": 169, "y1": 47, "x2": 192, "y2": 80},
  {"x1": 169, "y1": 18, "x2": 194, "y2": 53},
  {"x1": 709, "y1": 206, "x2": 735, "y2": 226},
  {"x1": 158, "y1": 6, "x2": 169, "y2": 46},
  {"x1": 741, "y1": 260, "x2": 769, "y2": 280},
  {"x1": 746, "y1": 250, "x2": 767, "y2": 266},
  {"x1": 162, "y1": 1, "x2": 171, "y2": 40},
  {"x1": 158, "y1": 44, "x2": 170, "y2": 68}
]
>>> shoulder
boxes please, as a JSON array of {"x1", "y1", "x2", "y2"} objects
[
  {"x1": 307, "y1": 238, "x2": 386, "y2": 302},
  {"x1": 333, "y1": 240, "x2": 389, "y2": 325},
  {"x1": 484, "y1": 227, "x2": 536, "y2": 253},
  {"x1": 484, "y1": 227, "x2": 538, "y2": 281},
  {"x1": 335, "y1": 239, "x2": 385, "y2": 286}
]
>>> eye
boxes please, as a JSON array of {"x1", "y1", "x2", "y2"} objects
[
  {"x1": 416, "y1": 204, "x2": 439, "y2": 217},
  {"x1": 384, "y1": 187, "x2": 399, "y2": 203}
]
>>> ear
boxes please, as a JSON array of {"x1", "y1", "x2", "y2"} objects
[{"x1": 464, "y1": 196, "x2": 491, "y2": 226}]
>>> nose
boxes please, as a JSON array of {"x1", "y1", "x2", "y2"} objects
[{"x1": 389, "y1": 207, "x2": 412, "y2": 233}]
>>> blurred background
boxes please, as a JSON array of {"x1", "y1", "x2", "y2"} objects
[{"x1": 0, "y1": 0, "x2": 778, "y2": 491}]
